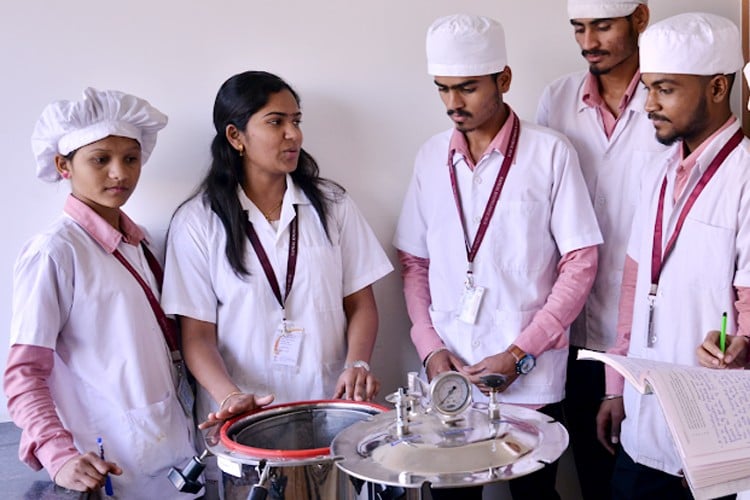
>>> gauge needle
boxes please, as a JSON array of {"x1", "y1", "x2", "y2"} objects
[{"x1": 439, "y1": 385, "x2": 457, "y2": 405}]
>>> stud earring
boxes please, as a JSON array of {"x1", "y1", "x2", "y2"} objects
[{"x1": 60, "y1": 171, "x2": 69, "y2": 179}]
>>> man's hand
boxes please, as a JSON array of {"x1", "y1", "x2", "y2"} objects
[
  {"x1": 463, "y1": 352, "x2": 519, "y2": 394},
  {"x1": 425, "y1": 349, "x2": 467, "y2": 381},
  {"x1": 697, "y1": 330, "x2": 749, "y2": 369},
  {"x1": 596, "y1": 397, "x2": 625, "y2": 454}
]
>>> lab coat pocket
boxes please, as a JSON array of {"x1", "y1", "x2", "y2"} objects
[
  {"x1": 492, "y1": 201, "x2": 551, "y2": 273},
  {"x1": 680, "y1": 216, "x2": 733, "y2": 290},
  {"x1": 304, "y1": 245, "x2": 343, "y2": 312},
  {"x1": 127, "y1": 395, "x2": 194, "y2": 477}
]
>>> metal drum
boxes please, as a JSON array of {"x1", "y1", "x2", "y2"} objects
[{"x1": 207, "y1": 400, "x2": 387, "y2": 500}]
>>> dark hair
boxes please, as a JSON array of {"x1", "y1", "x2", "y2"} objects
[{"x1": 200, "y1": 70, "x2": 341, "y2": 276}]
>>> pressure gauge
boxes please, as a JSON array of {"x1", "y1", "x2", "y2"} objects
[{"x1": 429, "y1": 371, "x2": 472, "y2": 417}]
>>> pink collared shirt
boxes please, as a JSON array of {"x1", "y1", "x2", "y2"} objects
[
  {"x1": 63, "y1": 194, "x2": 146, "y2": 250},
  {"x1": 673, "y1": 116, "x2": 737, "y2": 204},
  {"x1": 582, "y1": 71, "x2": 641, "y2": 138},
  {"x1": 448, "y1": 106, "x2": 514, "y2": 171},
  {"x1": 4, "y1": 195, "x2": 146, "y2": 478}
]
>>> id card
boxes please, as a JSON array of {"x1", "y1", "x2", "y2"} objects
[
  {"x1": 457, "y1": 285, "x2": 485, "y2": 324},
  {"x1": 272, "y1": 321, "x2": 305, "y2": 367}
]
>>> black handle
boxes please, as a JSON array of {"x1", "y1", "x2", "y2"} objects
[{"x1": 480, "y1": 373, "x2": 507, "y2": 390}]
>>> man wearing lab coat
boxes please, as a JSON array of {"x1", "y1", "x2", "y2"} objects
[
  {"x1": 597, "y1": 12, "x2": 750, "y2": 499},
  {"x1": 537, "y1": 1, "x2": 667, "y2": 497},
  {"x1": 395, "y1": 13, "x2": 602, "y2": 499}
]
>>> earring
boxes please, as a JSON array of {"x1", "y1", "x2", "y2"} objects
[
  {"x1": 238, "y1": 145, "x2": 245, "y2": 158},
  {"x1": 60, "y1": 171, "x2": 69, "y2": 179}
]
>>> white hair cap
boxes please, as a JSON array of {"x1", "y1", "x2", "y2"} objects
[
  {"x1": 567, "y1": 0, "x2": 647, "y2": 20},
  {"x1": 426, "y1": 14, "x2": 506, "y2": 77},
  {"x1": 31, "y1": 88, "x2": 168, "y2": 182},
  {"x1": 640, "y1": 12, "x2": 744, "y2": 76},
  {"x1": 744, "y1": 63, "x2": 750, "y2": 110}
]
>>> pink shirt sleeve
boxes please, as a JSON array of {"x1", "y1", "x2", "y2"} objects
[
  {"x1": 735, "y1": 287, "x2": 750, "y2": 338},
  {"x1": 398, "y1": 250, "x2": 445, "y2": 362},
  {"x1": 400, "y1": 246, "x2": 599, "y2": 363},
  {"x1": 514, "y1": 245, "x2": 598, "y2": 356},
  {"x1": 3, "y1": 344, "x2": 79, "y2": 479},
  {"x1": 604, "y1": 255, "x2": 638, "y2": 395}
]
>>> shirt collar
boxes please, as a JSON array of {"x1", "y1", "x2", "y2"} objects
[
  {"x1": 237, "y1": 174, "x2": 310, "y2": 222},
  {"x1": 580, "y1": 70, "x2": 641, "y2": 114},
  {"x1": 63, "y1": 194, "x2": 145, "y2": 253},
  {"x1": 448, "y1": 105, "x2": 516, "y2": 170},
  {"x1": 679, "y1": 116, "x2": 739, "y2": 171}
]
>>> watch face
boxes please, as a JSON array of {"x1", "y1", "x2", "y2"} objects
[
  {"x1": 516, "y1": 354, "x2": 536, "y2": 375},
  {"x1": 429, "y1": 371, "x2": 472, "y2": 416}
]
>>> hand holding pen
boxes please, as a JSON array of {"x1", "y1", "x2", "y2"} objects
[
  {"x1": 53, "y1": 446, "x2": 122, "y2": 493},
  {"x1": 696, "y1": 312, "x2": 750, "y2": 369}
]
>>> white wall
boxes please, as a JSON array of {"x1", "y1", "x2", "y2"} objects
[{"x1": 0, "y1": 0, "x2": 740, "y2": 463}]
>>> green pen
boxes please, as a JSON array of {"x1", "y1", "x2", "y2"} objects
[{"x1": 720, "y1": 311, "x2": 728, "y2": 354}]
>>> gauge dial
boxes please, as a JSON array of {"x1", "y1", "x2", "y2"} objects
[{"x1": 429, "y1": 371, "x2": 472, "y2": 416}]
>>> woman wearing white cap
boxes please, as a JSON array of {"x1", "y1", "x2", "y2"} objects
[{"x1": 3, "y1": 88, "x2": 198, "y2": 497}]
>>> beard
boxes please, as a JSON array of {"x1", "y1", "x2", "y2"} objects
[
  {"x1": 589, "y1": 64, "x2": 611, "y2": 76},
  {"x1": 650, "y1": 96, "x2": 709, "y2": 146}
]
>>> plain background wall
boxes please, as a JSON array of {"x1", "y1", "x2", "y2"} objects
[{"x1": 0, "y1": 2, "x2": 743, "y2": 495}]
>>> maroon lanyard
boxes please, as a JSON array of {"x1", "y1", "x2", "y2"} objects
[
  {"x1": 244, "y1": 207, "x2": 298, "y2": 314},
  {"x1": 650, "y1": 129, "x2": 744, "y2": 292},
  {"x1": 112, "y1": 244, "x2": 179, "y2": 353},
  {"x1": 448, "y1": 112, "x2": 520, "y2": 265}
]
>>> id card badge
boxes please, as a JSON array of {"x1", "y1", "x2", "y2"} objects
[
  {"x1": 272, "y1": 321, "x2": 305, "y2": 367},
  {"x1": 457, "y1": 280, "x2": 485, "y2": 324}
]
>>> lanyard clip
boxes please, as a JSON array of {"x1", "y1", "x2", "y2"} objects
[{"x1": 464, "y1": 270, "x2": 475, "y2": 289}]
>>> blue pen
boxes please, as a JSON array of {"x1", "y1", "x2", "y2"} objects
[{"x1": 97, "y1": 437, "x2": 114, "y2": 496}]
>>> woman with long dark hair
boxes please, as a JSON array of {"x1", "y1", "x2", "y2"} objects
[{"x1": 162, "y1": 71, "x2": 392, "y2": 431}]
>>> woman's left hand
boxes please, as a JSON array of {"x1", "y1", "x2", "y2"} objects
[
  {"x1": 199, "y1": 393, "x2": 275, "y2": 430},
  {"x1": 333, "y1": 367, "x2": 380, "y2": 401}
]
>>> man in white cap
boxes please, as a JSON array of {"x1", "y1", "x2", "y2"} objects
[
  {"x1": 394, "y1": 13, "x2": 602, "y2": 499},
  {"x1": 537, "y1": 2, "x2": 666, "y2": 498},
  {"x1": 597, "y1": 12, "x2": 749, "y2": 498}
]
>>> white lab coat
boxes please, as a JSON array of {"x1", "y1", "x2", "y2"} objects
[
  {"x1": 162, "y1": 177, "x2": 392, "y2": 424},
  {"x1": 10, "y1": 214, "x2": 197, "y2": 499},
  {"x1": 537, "y1": 71, "x2": 668, "y2": 351},
  {"x1": 394, "y1": 119, "x2": 602, "y2": 405},
  {"x1": 623, "y1": 122, "x2": 750, "y2": 474}
]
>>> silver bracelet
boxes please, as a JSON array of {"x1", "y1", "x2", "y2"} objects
[
  {"x1": 601, "y1": 394, "x2": 623, "y2": 401},
  {"x1": 423, "y1": 347, "x2": 448, "y2": 368},
  {"x1": 344, "y1": 360, "x2": 370, "y2": 372}
]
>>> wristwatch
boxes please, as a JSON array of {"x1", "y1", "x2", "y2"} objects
[{"x1": 507, "y1": 345, "x2": 536, "y2": 375}]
